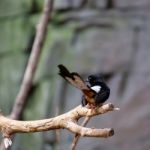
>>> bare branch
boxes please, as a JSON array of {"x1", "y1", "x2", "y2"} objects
[
  {"x1": 71, "y1": 103, "x2": 118, "y2": 149},
  {"x1": 66, "y1": 121, "x2": 114, "y2": 137},
  {"x1": 71, "y1": 116, "x2": 91, "y2": 150},
  {"x1": 10, "y1": 0, "x2": 54, "y2": 120},
  {"x1": 0, "y1": 103, "x2": 119, "y2": 148}
]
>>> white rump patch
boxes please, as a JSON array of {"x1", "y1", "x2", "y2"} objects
[{"x1": 91, "y1": 85, "x2": 101, "y2": 93}]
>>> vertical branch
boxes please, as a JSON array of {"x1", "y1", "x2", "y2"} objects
[
  {"x1": 55, "y1": 107, "x2": 61, "y2": 150},
  {"x1": 10, "y1": 0, "x2": 54, "y2": 120},
  {"x1": 0, "y1": 0, "x2": 54, "y2": 149},
  {"x1": 71, "y1": 117, "x2": 91, "y2": 150}
]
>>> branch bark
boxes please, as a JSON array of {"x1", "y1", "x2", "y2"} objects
[
  {"x1": 0, "y1": 103, "x2": 119, "y2": 148},
  {"x1": 71, "y1": 116, "x2": 91, "y2": 150},
  {"x1": 11, "y1": 0, "x2": 53, "y2": 120}
]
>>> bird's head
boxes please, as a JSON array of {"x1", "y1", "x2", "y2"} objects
[{"x1": 86, "y1": 74, "x2": 104, "y2": 86}]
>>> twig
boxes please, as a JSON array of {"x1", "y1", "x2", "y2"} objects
[
  {"x1": 0, "y1": 103, "x2": 119, "y2": 149},
  {"x1": 71, "y1": 116, "x2": 91, "y2": 150}
]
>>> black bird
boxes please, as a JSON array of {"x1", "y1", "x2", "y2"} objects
[
  {"x1": 58, "y1": 64, "x2": 110, "y2": 107},
  {"x1": 82, "y1": 74, "x2": 110, "y2": 106}
]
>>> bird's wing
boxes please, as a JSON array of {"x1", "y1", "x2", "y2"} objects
[{"x1": 58, "y1": 64, "x2": 96, "y2": 103}]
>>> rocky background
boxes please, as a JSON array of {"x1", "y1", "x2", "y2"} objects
[{"x1": 0, "y1": 0, "x2": 150, "y2": 150}]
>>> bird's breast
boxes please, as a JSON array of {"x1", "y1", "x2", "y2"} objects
[{"x1": 91, "y1": 85, "x2": 101, "y2": 93}]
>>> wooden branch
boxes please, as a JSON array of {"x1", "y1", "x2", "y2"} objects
[
  {"x1": 71, "y1": 103, "x2": 120, "y2": 150},
  {"x1": 66, "y1": 122, "x2": 114, "y2": 137},
  {"x1": 0, "y1": 103, "x2": 119, "y2": 148},
  {"x1": 10, "y1": 0, "x2": 54, "y2": 120},
  {"x1": 71, "y1": 116, "x2": 91, "y2": 150}
]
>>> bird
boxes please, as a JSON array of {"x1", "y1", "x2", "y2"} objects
[
  {"x1": 82, "y1": 74, "x2": 110, "y2": 106},
  {"x1": 58, "y1": 64, "x2": 110, "y2": 107}
]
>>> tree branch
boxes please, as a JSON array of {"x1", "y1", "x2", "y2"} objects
[
  {"x1": 10, "y1": 0, "x2": 53, "y2": 120},
  {"x1": 71, "y1": 103, "x2": 120, "y2": 150},
  {"x1": 0, "y1": 103, "x2": 119, "y2": 148},
  {"x1": 71, "y1": 116, "x2": 91, "y2": 150}
]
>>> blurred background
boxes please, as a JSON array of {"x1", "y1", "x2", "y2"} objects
[{"x1": 0, "y1": 0, "x2": 150, "y2": 150}]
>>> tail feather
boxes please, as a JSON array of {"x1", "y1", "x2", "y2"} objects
[
  {"x1": 58, "y1": 64, "x2": 96, "y2": 105},
  {"x1": 58, "y1": 64, "x2": 73, "y2": 79}
]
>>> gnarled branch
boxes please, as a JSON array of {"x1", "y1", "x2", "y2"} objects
[{"x1": 0, "y1": 103, "x2": 119, "y2": 148}]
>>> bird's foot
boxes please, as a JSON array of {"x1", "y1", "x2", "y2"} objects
[{"x1": 86, "y1": 104, "x2": 96, "y2": 109}]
